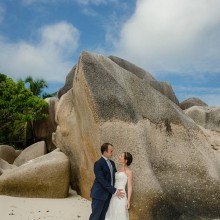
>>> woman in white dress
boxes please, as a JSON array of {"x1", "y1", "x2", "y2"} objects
[{"x1": 105, "y1": 152, "x2": 133, "y2": 220}]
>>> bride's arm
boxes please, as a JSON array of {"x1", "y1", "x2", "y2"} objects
[{"x1": 126, "y1": 170, "x2": 133, "y2": 209}]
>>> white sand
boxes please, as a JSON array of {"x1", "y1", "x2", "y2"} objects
[{"x1": 0, "y1": 189, "x2": 91, "y2": 220}]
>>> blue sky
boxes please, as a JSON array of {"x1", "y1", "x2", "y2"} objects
[{"x1": 0, "y1": 0, "x2": 220, "y2": 106}]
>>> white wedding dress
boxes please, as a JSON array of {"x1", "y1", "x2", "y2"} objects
[{"x1": 105, "y1": 172, "x2": 129, "y2": 220}]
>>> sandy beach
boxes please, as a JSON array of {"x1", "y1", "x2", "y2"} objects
[{"x1": 0, "y1": 189, "x2": 91, "y2": 220}]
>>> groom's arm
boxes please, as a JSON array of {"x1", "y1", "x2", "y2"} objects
[{"x1": 94, "y1": 161, "x2": 116, "y2": 195}]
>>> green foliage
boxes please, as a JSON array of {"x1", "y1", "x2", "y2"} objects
[
  {"x1": 42, "y1": 91, "x2": 57, "y2": 99},
  {"x1": 25, "y1": 76, "x2": 48, "y2": 97},
  {"x1": 0, "y1": 73, "x2": 48, "y2": 148},
  {"x1": 24, "y1": 76, "x2": 57, "y2": 99}
]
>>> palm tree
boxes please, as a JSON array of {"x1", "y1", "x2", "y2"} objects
[
  {"x1": 25, "y1": 76, "x2": 48, "y2": 97},
  {"x1": 24, "y1": 76, "x2": 49, "y2": 146}
]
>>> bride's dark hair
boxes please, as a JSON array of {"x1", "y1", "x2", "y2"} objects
[{"x1": 124, "y1": 152, "x2": 133, "y2": 166}]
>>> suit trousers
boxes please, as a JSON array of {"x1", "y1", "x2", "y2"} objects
[{"x1": 89, "y1": 195, "x2": 111, "y2": 220}]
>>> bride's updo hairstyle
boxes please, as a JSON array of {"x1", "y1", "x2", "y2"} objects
[{"x1": 124, "y1": 152, "x2": 133, "y2": 166}]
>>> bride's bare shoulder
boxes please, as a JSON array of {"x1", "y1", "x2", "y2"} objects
[{"x1": 125, "y1": 168, "x2": 133, "y2": 176}]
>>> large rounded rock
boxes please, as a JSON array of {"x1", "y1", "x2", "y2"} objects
[
  {"x1": 13, "y1": 141, "x2": 47, "y2": 166},
  {"x1": 180, "y1": 97, "x2": 208, "y2": 110},
  {"x1": 0, "y1": 149, "x2": 70, "y2": 198},
  {"x1": 0, "y1": 158, "x2": 17, "y2": 173},
  {"x1": 53, "y1": 51, "x2": 220, "y2": 219},
  {"x1": 34, "y1": 98, "x2": 58, "y2": 152},
  {"x1": 109, "y1": 55, "x2": 155, "y2": 81},
  {"x1": 58, "y1": 65, "x2": 77, "y2": 98},
  {"x1": 109, "y1": 55, "x2": 179, "y2": 105},
  {"x1": 185, "y1": 106, "x2": 220, "y2": 132},
  {"x1": 149, "y1": 80, "x2": 179, "y2": 105},
  {"x1": 0, "y1": 145, "x2": 17, "y2": 164}
]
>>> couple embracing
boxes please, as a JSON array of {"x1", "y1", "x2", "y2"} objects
[{"x1": 89, "y1": 143, "x2": 133, "y2": 220}]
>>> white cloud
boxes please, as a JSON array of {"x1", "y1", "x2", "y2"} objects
[
  {"x1": 0, "y1": 21, "x2": 80, "y2": 82},
  {"x1": 81, "y1": 7, "x2": 98, "y2": 16},
  {"x1": 40, "y1": 21, "x2": 79, "y2": 55},
  {"x1": 113, "y1": 0, "x2": 220, "y2": 76}
]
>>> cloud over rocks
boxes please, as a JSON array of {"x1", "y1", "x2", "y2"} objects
[
  {"x1": 0, "y1": 21, "x2": 80, "y2": 82},
  {"x1": 114, "y1": 0, "x2": 220, "y2": 75}
]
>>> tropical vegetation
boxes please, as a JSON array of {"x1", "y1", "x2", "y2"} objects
[{"x1": 0, "y1": 73, "x2": 49, "y2": 149}]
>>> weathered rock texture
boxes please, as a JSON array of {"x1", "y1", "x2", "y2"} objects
[
  {"x1": 53, "y1": 51, "x2": 220, "y2": 219},
  {"x1": 13, "y1": 141, "x2": 47, "y2": 166},
  {"x1": 149, "y1": 80, "x2": 179, "y2": 105},
  {"x1": 58, "y1": 65, "x2": 77, "y2": 98},
  {"x1": 34, "y1": 98, "x2": 58, "y2": 152},
  {"x1": 15, "y1": 150, "x2": 22, "y2": 158},
  {"x1": 0, "y1": 158, "x2": 17, "y2": 172},
  {"x1": 0, "y1": 149, "x2": 70, "y2": 198},
  {"x1": 180, "y1": 97, "x2": 208, "y2": 110},
  {"x1": 108, "y1": 55, "x2": 156, "y2": 81},
  {"x1": 180, "y1": 214, "x2": 220, "y2": 220},
  {"x1": 0, "y1": 145, "x2": 17, "y2": 164},
  {"x1": 185, "y1": 106, "x2": 220, "y2": 132},
  {"x1": 109, "y1": 55, "x2": 179, "y2": 105}
]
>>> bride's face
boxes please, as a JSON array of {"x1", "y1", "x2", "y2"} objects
[{"x1": 119, "y1": 153, "x2": 126, "y2": 164}]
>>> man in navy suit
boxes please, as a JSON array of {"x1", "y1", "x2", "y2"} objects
[{"x1": 89, "y1": 143, "x2": 125, "y2": 220}]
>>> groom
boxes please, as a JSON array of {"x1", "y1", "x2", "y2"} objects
[{"x1": 89, "y1": 143, "x2": 124, "y2": 220}]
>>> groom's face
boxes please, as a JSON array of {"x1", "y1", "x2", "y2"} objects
[{"x1": 104, "y1": 145, "x2": 113, "y2": 158}]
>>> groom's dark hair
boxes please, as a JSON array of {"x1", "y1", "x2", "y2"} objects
[{"x1": 101, "y1": 143, "x2": 113, "y2": 154}]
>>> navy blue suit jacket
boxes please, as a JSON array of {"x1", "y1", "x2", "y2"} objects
[{"x1": 90, "y1": 157, "x2": 117, "y2": 200}]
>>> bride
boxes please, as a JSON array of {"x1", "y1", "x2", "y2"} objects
[{"x1": 105, "y1": 152, "x2": 133, "y2": 220}]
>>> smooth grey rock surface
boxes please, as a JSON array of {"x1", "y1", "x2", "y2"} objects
[
  {"x1": 13, "y1": 141, "x2": 47, "y2": 166},
  {"x1": 185, "y1": 106, "x2": 220, "y2": 132},
  {"x1": 0, "y1": 145, "x2": 17, "y2": 164},
  {"x1": 0, "y1": 158, "x2": 17, "y2": 173},
  {"x1": 34, "y1": 98, "x2": 58, "y2": 152},
  {"x1": 109, "y1": 55, "x2": 179, "y2": 105},
  {"x1": 180, "y1": 97, "x2": 208, "y2": 110},
  {"x1": 0, "y1": 150, "x2": 70, "y2": 198},
  {"x1": 58, "y1": 65, "x2": 77, "y2": 98}
]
